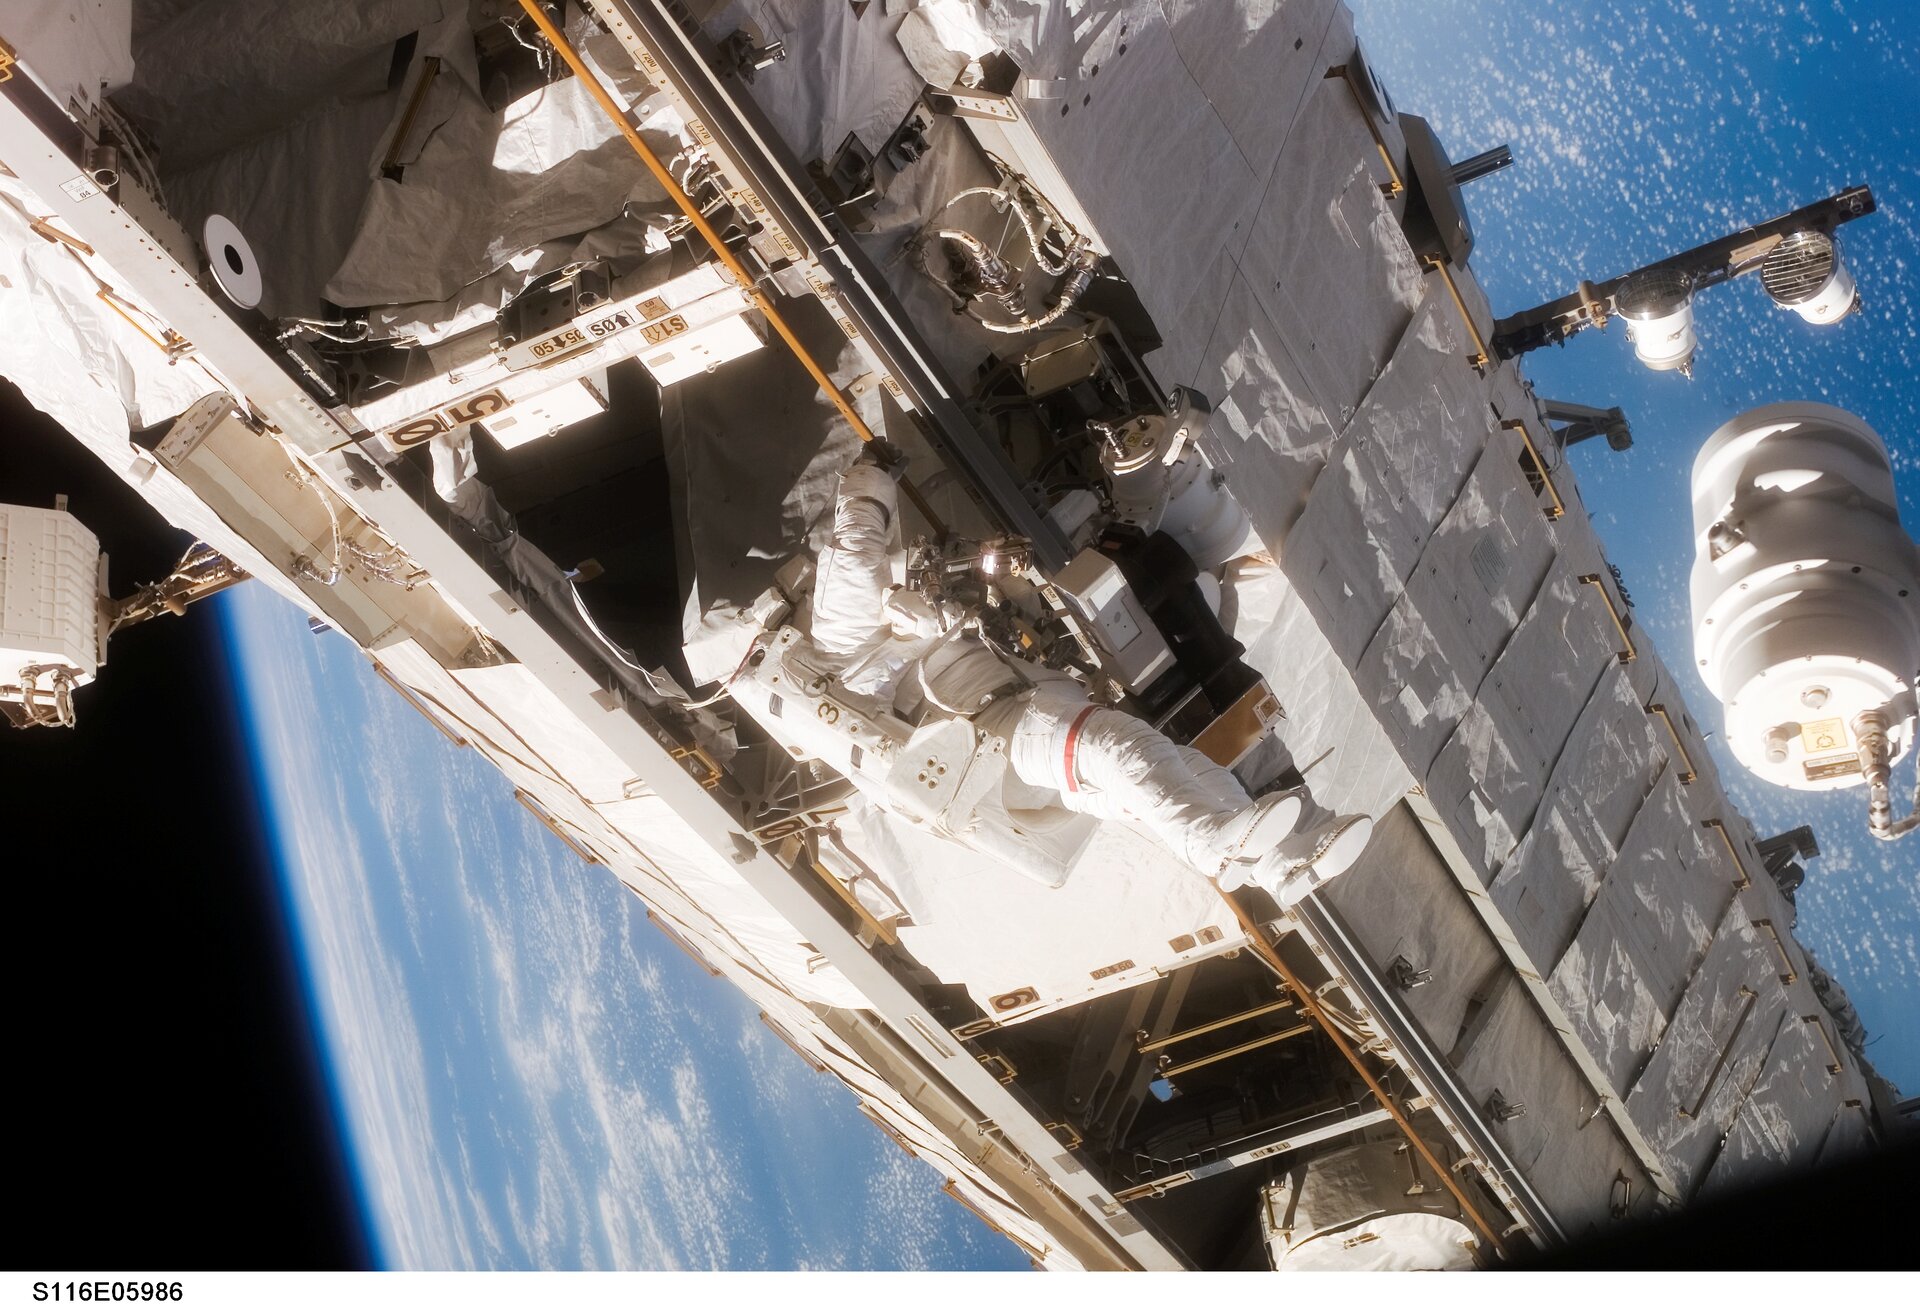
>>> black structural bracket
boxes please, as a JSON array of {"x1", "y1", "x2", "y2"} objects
[{"x1": 1491, "y1": 185, "x2": 1876, "y2": 359}]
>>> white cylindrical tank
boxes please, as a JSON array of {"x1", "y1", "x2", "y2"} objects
[
  {"x1": 1760, "y1": 230, "x2": 1859, "y2": 325},
  {"x1": 1618, "y1": 269, "x2": 1698, "y2": 374},
  {"x1": 1690, "y1": 403, "x2": 1920, "y2": 790},
  {"x1": 1099, "y1": 414, "x2": 1259, "y2": 569}
]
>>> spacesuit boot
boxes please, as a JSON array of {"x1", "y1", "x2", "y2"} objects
[
  {"x1": 1241, "y1": 813, "x2": 1375, "y2": 910},
  {"x1": 1181, "y1": 789, "x2": 1305, "y2": 880}
]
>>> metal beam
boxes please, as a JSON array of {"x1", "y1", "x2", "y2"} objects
[
  {"x1": 1114, "y1": 1107, "x2": 1395, "y2": 1200},
  {"x1": 1401, "y1": 791, "x2": 1680, "y2": 1204},
  {"x1": 583, "y1": 0, "x2": 1072, "y2": 569},
  {"x1": 1294, "y1": 893, "x2": 1567, "y2": 1245},
  {"x1": 1493, "y1": 185, "x2": 1876, "y2": 358},
  {"x1": 1540, "y1": 399, "x2": 1632, "y2": 452}
]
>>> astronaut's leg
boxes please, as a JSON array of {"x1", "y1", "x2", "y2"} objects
[
  {"x1": 1175, "y1": 743, "x2": 1252, "y2": 811},
  {"x1": 1004, "y1": 689, "x2": 1301, "y2": 879},
  {"x1": 1242, "y1": 814, "x2": 1376, "y2": 910}
]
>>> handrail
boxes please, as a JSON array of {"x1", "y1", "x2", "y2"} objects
[
  {"x1": 1137, "y1": 996, "x2": 1295, "y2": 1054},
  {"x1": 513, "y1": 786, "x2": 601, "y2": 864},
  {"x1": 1580, "y1": 573, "x2": 1638, "y2": 663},
  {"x1": 800, "y1": 843, "x2": 900, "y2": 947},
  {"x1": 758, "y1": 1011, "x2": 828, "y2": 1073},
  {"x1": 1647, "y1": 703, "x2": 1697, "y2": 784},
  {"x1": 667, "y1": 739, "x2": 723, "y2": 789},
  {"x1": 371, "y1": 660, "x2": 470, "y2": 750},
  {"x1": 1502, "y1": 418, "x2": 1566, "y2": 520},
  {"x1": 1324, "y1": 65, "x2": 1405, "y2": 197},
  {"x1": 514, "y1": 0, "x2": 877, "y2": 443},
  {"x1": 1424, "y1": 256, "x2": 1491, "y2": 371},
  {"x1": 941, "y1": 1180, "x2": 1048, "y2": 1264},
  {"x1": 1750, "y1": 918, "x2": 1799, "y2": 985},
  {"x1": 1158, "y1": 1022, "x2": 1314, "y2": 1079},
  {"x1": 642, "y1": 906, "x2": 723, "y2": 977},
  {"x1": 1803, "y1": 1013, "x2": 1844, "y2": 1077},
  {"x1": 1701, "y1": 818, "x2": 1753, "y2": 889}
]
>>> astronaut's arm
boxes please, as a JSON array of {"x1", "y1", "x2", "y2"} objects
[{"x1": 810, "y1": 460, "x2": 901, "y2": 658}]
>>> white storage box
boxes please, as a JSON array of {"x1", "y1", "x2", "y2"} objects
[{"x1": 1, "y1": 503, "x2": 104, "y2": 700}]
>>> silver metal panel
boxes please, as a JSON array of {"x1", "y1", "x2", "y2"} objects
[
  {"x1": 1549, "y1": 773, "x2": 1733, "y2": 1093},
  {"x1": 1162, "y1": 0, "x2": 1342, "y2": 181},
  {"x1": 1182, "y1": 267, "x2": 1337, "y2": 542},
  {"x1": 1342, "y1": 281, "x2": 1491, "y2": 544},
  {"x1": 1488, "y1": 664, "x2": 1665, "y2": 958},
  {"x1": 1417, "y1": 441, "x2": 1559, "y2": 684},
  {"x1": 1623, "y1": 898, "x2": 1795, "y2": 1196},
  {"x1": 1281, "y1": 441, "x2": 1420, "y2": 667},
  {"x1": 1427, "y1": 696, "x2": 1548, "y2": 876},
  {"x1": 1237, "y1": 76, "x2": 1423, "y2": 424},
  {"x1": 1694, "y1": 1015, "x2": 1839, "y2": 1199},
  {"x1": 1319, "y1": 805, "x2": 1512, "y2": 1073},
  {"x1": 1355, "y1": 581, "x2": 1477, "y2": 774},
  {"x1": 1477, "y1": 549, "x2": 1618, "y2": 773}
]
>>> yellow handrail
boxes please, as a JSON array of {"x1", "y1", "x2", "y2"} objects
[
  {"x1": 1580, "y1": 574, "x2": 1638, "y2": 664},
  {"x1": 1503, "y1": 418, "x2": 1565, "y2": 520},
  {"x1": 940, "y1": 1180, "x2": 1048, "y2": 1263},
  {"x1": 1803, "y1": 1014, "x2": 1843, "y2": 1077},
  {"x1": 1701, "y1": 818, "x2": 1752, "y2": 890},
  {"x1": 1137, "y1": 996, "x2": 1295, "y2": 1053},
  {"x1": 801, "y1": 847, "x2": 899, "y2": 947},
  {"x1": 1424, "y1": 256, "x2": 1491, "y2": 371},
  {"x1": 1325, "y1": 65, "x2": 1405, "y2": 197},
  {"x1": 1159, "y1": 1022, "x2": 1314, "y2": 1079},
  {"x1": 514, "y1": 0, "x2": 877, "y2": 443},
  {"x1": 371, "y1": 661, "x2": 469, "y2": 750},
  {"x1": 1750, "y1": 918, "x2": 1798, "y2": 985},
  {"x1": 514, "y1": 787, "x2": 601, "y2": 864},
  {"x1": 1647, "y1": 703, "x2": 1697, "y2": 784}
]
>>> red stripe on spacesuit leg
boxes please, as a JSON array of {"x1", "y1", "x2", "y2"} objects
[{"x1": 1060, "y1": 706, "x2": 1099, "y2": 795}]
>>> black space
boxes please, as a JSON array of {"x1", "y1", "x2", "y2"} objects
[
  {"x1": 1, "y1": 382, "x2": 372, "y2": 1269},
  {"x1": 1520, "y1": 1130, "x2": 1920, "y2": 1271}
]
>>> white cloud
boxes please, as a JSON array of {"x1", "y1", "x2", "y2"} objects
[{"x1": 224, "y1": 585, "x2": 1018, "y2": 1269}]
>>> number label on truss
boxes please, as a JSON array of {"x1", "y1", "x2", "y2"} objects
[
  {"x1": 385, "y1": 389, "x2": 510, "y2": 447},
  {"x1": 522, "y1": 307, "x2": 638, "y2": 365},
  {"x1": 640, "y1": 314, "x2": 689, "y2": 346}
]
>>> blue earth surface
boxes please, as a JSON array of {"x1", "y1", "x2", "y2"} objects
[
  {"x1": 221, "y1": 0, "x2": 1917, "y2": 1273},
  {"x1": 223, "y1": 583, "x2": 1025, "y2": 1269}
]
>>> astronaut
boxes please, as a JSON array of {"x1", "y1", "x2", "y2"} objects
[{"x1": 803, "y1": 451, "x2": 1373, "y2": 907}]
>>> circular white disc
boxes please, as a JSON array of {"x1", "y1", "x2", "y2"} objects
[{"x1": 202, "y1": 213, "x2": 263, "y2": 309}]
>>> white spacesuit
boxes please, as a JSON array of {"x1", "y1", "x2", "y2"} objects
[{"x1": 805, "y1": 455, "x2": 1372, "y2": 906}]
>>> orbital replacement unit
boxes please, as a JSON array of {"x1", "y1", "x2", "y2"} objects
[{"x1": 1691, "y1": 403, "x2": 1920, "y2": 837}]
